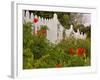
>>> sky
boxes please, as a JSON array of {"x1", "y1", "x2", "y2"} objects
[{"x1": 82, "y1": 13, "x2": 91, "y2": 26}]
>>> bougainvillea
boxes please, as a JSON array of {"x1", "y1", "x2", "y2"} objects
[
  {"x1": 77, "y1": 48, "x2": 86, "y2": 56},
  {"x1": 56, "y1": 64, "x2": 62, "y2": 68},
  {"x1": 69, "y1": 48, "x2": 75, "y2": 56},
  {"x1": 33, "y1": 18, "x2": 38, "y2": 23}
]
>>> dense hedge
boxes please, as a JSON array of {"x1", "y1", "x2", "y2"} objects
[{"x1": 23, "y1": 22, "x2": 91, "y2": 69}]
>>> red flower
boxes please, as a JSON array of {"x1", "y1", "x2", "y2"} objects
[
  {"x1": 33, "y1": 18, "x2": 38, "y2": 23},
  {"x1": 43, "y1": 30, "x2": 46, "y2": 33},
  {"x1": 56, "y1": 64, "x2": 62, "y2": 68},
  {"x1": 77, "y1": 48, "x2": 86, "y2": 56},
  {"x1": 69, "y1": 48, "x2": 75, "y2": 55},
  {"x1": 41, "y1": 29, "x2": 47, "y2": 34}
]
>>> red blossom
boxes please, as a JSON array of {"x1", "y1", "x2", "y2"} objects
[
  {"x1": 37, "y1": 29, "x2": 47, "y2": 36},
  {"x1": 33, "y1": 18, "x2": 38, "y2": 23},
  {"x1": 42, "y1": 30, "x2": 46, "y2": 33},
  {"x1": 69, "y1": 48, "x2": 75, "y2": 55},
  {"x1": 77, "y1": 48, "x2": 86, "y2": 56},
  {"x1": 56, "y1": 64, "x2": 62, "y2": 68},
  {"x1": 41, "y1": 29, "x2": 47, "y2": 34}
]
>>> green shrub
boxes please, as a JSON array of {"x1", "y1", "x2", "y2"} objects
[
  {"x1": 23, "y1": 48, "x2": 34, "y2": 69},
  {"x1": 23, "y1": 22, "x2": 91, "y2": 69}
]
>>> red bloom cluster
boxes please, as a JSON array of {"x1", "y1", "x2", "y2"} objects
[
  {"x1": 41, "y1": 29, "x2": 47, "y2": 34},
  {"x1": 33, "y1": 18, "x2": 38, "y2": 23},
  {"x1": 37, "y1": 29, "x2": 47, "y2": 36},
  {"x1": 69, "y1": 48, "x2": 86, "y2": 57},
  {"x1": 69, "y1": 48, "x2": 75, "y2": 55},
  {"x1": 77, "y1": 48, "x2": 86, "y2": 56},
  {"x1": 56, "y1": 64, "x2": 62, "y2": 68}
]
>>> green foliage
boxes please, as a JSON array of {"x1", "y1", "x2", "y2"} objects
[
  {"x1": 74, "y1": 24, "x2": 91, "y2": 38},
  {"x1": 23, "y1": 16, "x2": 91, "y2": 69},
  {"x1": 30, "y1": 11, "x2": 54, "y2": 18},
  {"x1": 31, "y1": 36, "x2": 49, "y2": 59},
  {"x1": 23, "y1": 48, "x2": 34, "y2": 69},
  {"x1": 67, "y1": 55, "x2": 85, "y2": 67},
  {"x1": 23, "y1": 22, "x2": 34, "y2": 69},
  {"x1": 40, "y1": 25, "x2": 49, "y2": 30},
  {"x1": 23, "y1": 22, "x2": 34, "y2": 49},
  {"x1": 57, "y1": 13, "x2": 71, "y2": 29}
]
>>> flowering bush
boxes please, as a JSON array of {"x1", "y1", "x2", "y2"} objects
[
  {"x1": 23, "y1": 22, "x2": 91, "y2": 69},
  {"x1": 37, "y1": 25, "x2": 48, "y2": 37}
]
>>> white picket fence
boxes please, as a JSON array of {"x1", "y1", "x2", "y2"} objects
[{"x1": 23, "y1": 10, "x2": 87, "y2": 43}]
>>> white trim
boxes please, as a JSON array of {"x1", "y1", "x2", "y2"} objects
[{"x1": 11, "y1": 1, "x2": 18, "y2": 78}]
